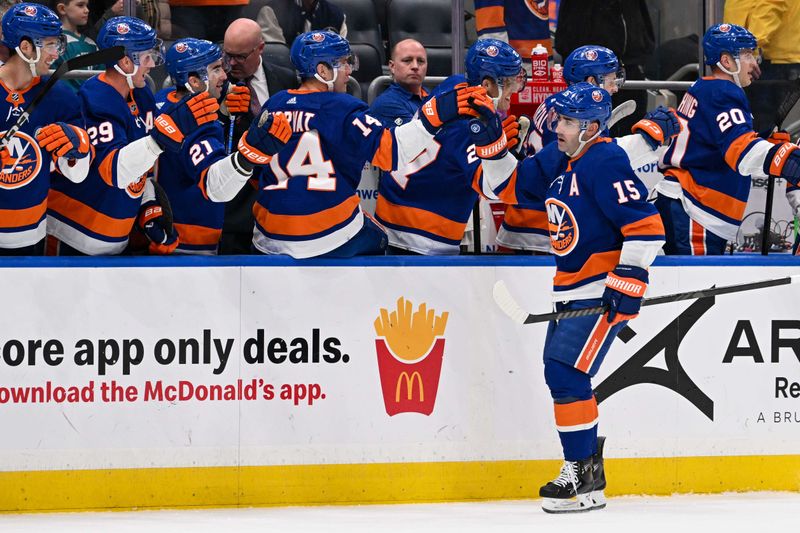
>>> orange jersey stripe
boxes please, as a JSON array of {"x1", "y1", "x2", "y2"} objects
[
  {"x1": 475, "y1": 6, "x2": 505, "y2": 32},
  {"x1": 47, "y1": 190, "x2": 136, "y2": 238},
  {"x1": 668, "y1": 168, "x2": 747, "y2": 222},
  {"x1": 254, "y1": 195, "x2": 360, "y2": 237},
  {"x1": 482, "y1": 166, "x2": 520, "y2": 205},
  {"x1": 621, "y1": 213, "x2": 665, "y2": 238},
  {"x1": 371, "y1": 129, "x2": 395, "y2": 171},
  {"x1": 0, "y1": 198, "x2": 46, "y2": 228},
  {"x1": 575, "y1": 317, "x2": 613, "y2": 373},
  {"x1": 98, "y1": 150, "x2": 118, "y2": 188},
  {"x1": 724, "y1": 131, "x2": 758, "y2": 172},
  {"x1": 503, "y1": 204, "x2": 548, "y2": 230},
  {"x1": 197, "y1": 168, "x2": 210, "y2": 201},
  {"x1": 553, "y1": 249, "x2": 620, "y2": 288},
  {"x1": 554, "y1": 397, "x2": 598, "y2": 429},
  {"x1": 691, "y1": 219, "x2": 706, "y2": 255},
  {"x1": 173, "y1": 223, "x2": 222, "y2": 246},
  {"x1": 375, "y1": 196, "x2": 466, "y2": 241}
]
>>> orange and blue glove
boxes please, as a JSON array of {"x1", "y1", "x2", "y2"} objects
[
  {"x1": 225, "y1": 84, "x2": 251, "y2": 115},
  {"x1": 631, "y1": 106, "x2": 680, "y2": 150},
  {"x1": 418, "y1": 83, "x2": 493, "y2": 134},
  {"x1": 602, "y1": 265, "x2": 649, "y2": 325},
  {"x1": 152, "y1": 92, "x2": 219, "y2": 152},
  {"x1": 237, "y1": 110, "x2": 291, "y2": 166},
  {"x1": 36, "y1": 123, "x2": 93, "y2": 160}
]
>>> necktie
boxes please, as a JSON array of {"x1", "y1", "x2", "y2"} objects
[{"x1": 247, "y1": 77, "x2": 262, "y2": 116}]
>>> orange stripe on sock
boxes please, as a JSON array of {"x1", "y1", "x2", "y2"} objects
[{"x1": 554, "y1": 397, "x2": 598, "y2": 430}]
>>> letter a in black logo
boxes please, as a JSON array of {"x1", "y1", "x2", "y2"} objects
[{"x1": 595, "y1": 296, "x2": 715, "y2": 420}]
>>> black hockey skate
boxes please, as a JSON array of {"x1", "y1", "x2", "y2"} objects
[
  {"x1": 539, "y1": 458, "x2": 594, "y2": 513},
  {"x1": 591, "y1": 436, "x2": 607, "y2": 510}
]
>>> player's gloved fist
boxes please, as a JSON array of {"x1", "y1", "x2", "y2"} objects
[
  {"x1": 137, "y1": 200, "x2": 179, "y2": 255},
  {"x1": 36, "y1": 123, "x2": 93, "y2": 160},
  {"x1": 602, "y1": 264, "x2": 649, "y2": 325},
  {"x1": 237, "y1": 110, "x2": 291, "y2": 165},
  {"x1": 502, "y1": 115, "x2": 520, "y2": 152},
  {"x1": 419, "y1": 83, "x2": 491, "y2": 134},
  {"x1": 764, "y1": 142, "x2": 800, "y2": 186},
  {"x1": 468, "y1": 111, "x2": 508, "y2": 160},
  {"x1": 152, "y1": 92, "x2": 220, "y2": 152},
  {"x1": 225, "y1": 84, "x2": 250, "y2": 115},
  {"x1": 631, "y1": 106, "x2": 681, "y2": 150}
]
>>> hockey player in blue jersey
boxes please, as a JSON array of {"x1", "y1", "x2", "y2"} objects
[
  {"x1": 251, "y1": 30, "x2": 491, "y2": 258},
  {"x1": 374, "y1": 38, "x2": 526, "y2": 255},
  {"x1": 47, "y1": 17, "x2": 225, "y2": 255},
  {"x1": 0, "y1": 3, "x2": 92, "y2": 255},
  {"x1": 470, "y1": 83, "x2": 666, "y2": 512},
  {"x1": 656, "y1": 23, "x2": 800, "y2": 255},
  {"x1": 499, "y1": 44, "x2": 678, "y2": 253},
  {"x1": 155, "y1": 38, "x2": 291, "y2": 254}
]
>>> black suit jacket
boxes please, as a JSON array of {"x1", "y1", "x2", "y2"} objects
[{"x1": 219, "y1": 54, "x2": 299, "y2": 255}]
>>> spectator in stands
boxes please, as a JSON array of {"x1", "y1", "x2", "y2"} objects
[
  {"x1": 169, "y1": 0, "x2": 245, "y2": 42},
  {"x1": 725, "y1": 0, "x2": 800, "y2": 133},
  {"x1": 256, "y1": 0, "x2": 346, "y2": 45},
  {"x1": 369, "y1": 39, "x2": 427, "y2": 126},
  {"x1": 474, "y1": 0, "x2": 551, "y2": 73},
  {"x1": 51, "y1": 0, "x2": 98, "y2": 90},
  {"x1": 219, "y1": 17, "x2": 298, "y2": 254},
  {"x1": 554, "y1": 0, "x2": 654, "y2": 135}
]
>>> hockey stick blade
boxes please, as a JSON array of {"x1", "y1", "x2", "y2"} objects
[
  {"x1": 608, "y1": 100, "x2": 636, "y2": 129},
  {"x1": 493, "y1": 275, "x2": 799, "y2": 325},
  {"x1": 0, "y1": 46, "x2": 125, "y2": 149}
]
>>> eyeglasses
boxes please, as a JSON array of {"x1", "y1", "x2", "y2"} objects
[{"x1": 223, "y1": 46, "x2": 259, "y2": 64}]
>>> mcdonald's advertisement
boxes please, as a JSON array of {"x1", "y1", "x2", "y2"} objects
[{"x1": 0, "y1": 260, "x2": 798, "y2": 473}]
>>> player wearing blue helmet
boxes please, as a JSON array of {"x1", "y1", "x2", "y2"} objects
[
  {"x1": 249, "y1": 30, "x2": 489, "y2": 258},
  {"x1": 469, "y1": 82, "x2": 665, "y2": 512},
  {"x1": 498, "y1": 42, "x2": 678, "y2": 254},
  {"x1": 152, "y1": 38, "x2": 291, "y2": 254},
  {"x1": 0, "y1": 3, "x2": 92, "y2": 255},
  {"x1": 655, "y1": 23, "x2": 800, "y2": 255},
  {"x1": 48, "y1": 17, "x2": 242, "y2": 255},
  {"x1": 372, "y1": 38, "x2": 523, "y2": 255}
]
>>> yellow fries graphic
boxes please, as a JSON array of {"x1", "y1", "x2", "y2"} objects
[{"x1": 373, "y1": 297, "x2": 449, "y2": 360}]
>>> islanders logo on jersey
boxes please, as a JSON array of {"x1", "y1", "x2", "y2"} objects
[
  {"x1": 546, "y1": 198, "x2": 579, "y2": 255},
  {"x1": 23, "y1": 5, "x2": 37, "y2": 16},
  {"x1": 524, "y1": 0, "x2": 548, "y2": 20},
  {"x1": 486, "y1": 45, "x2": 499, "y2": 57},
  {"x1": 0, "y1": 131, "x2": 43, "y2": 190}
]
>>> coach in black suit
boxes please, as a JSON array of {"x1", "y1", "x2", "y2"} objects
[{"x1": 220, "y1": 18, "x2": 299, "y2": 255}]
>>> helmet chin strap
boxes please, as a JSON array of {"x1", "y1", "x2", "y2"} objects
[
  {"x1": 114, "y1": 63, "x2": 138, "y2": 90},
  {"x1": 314, "y1": 65, "x2": 338, "y2": 91},
  {"x1": 716, "y1": 57, "x2": 743, "y2": 88},
  {"x1": 566, "y1": 126, "x2": 601, "y2": 158},
  {"x1": 16, "y1": 45, "x2": 40, "y2": 77}
]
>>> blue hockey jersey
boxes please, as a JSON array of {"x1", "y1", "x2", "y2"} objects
[
  {"x1": 48, "y1": 73, "x2": 157, "y2": 255},
  {"x1": 486, "y1": 138, "x2": 665, "y2": 299},
  {"x1": 253, "y1": 88, "x2": 417, "y2": 258},
  {"x1": 154, "y1": 88, "x2": 228, "y2": 254},
  {"x1": 0, "y1": 77, "x2": 83, "y2": 249},
  {"x1": 375, "y1": 75, "x2": 483, "y2": 255},
  {"x1": 658, "y1": 77, "x2": 768, "y2": 241}
]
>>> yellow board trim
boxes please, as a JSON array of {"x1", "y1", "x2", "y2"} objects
[{"x1": 2, "y1": 455, "x2": 800, "y2": 513}]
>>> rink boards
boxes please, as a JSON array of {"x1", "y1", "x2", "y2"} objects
[{"x1": 0, "y1": 255, "x2": 799, "y2": 512}]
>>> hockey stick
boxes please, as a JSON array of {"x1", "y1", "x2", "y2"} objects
[
  {"x1": 493, "y1": 275, "x2": 799, "y2": 325},
  {"x1": 762, "y1": 79, "x2": 800, "y2": 255},
  {"x1": 0, "y1": 46, "x2": 125, "y2": 150},
  {"x1": 608, "y1": 99, "x2": 636, "y2": 129}
]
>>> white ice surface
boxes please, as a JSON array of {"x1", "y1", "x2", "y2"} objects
[{"x1": 1, "y1": 493, "x2": 797, "y2": 533}]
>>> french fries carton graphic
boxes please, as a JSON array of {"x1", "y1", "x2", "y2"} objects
[{"x1": 374, "y1": 297, "x2": 449, "y2": 416}]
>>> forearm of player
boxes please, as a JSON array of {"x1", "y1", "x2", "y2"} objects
[
  {"x1": 619, "y1": 238, "x2": 664, "y2": 270},
  {"x1": 114, "y1": 136, "x2": 163, "y2": 189},
  {"x1": 615, "y1": 133, "x2": 667, "y2": 168},
  {"x1": 56, "y1": 155, "x2": 91, "y2": 184},
  {"x1": 392, "y1": 119, "x2": 436, "y2": 168},
  {"x1": 203, "y1": 153, "x2": 254, "y2": 202},
  {"x1": 738, "y1": 138, "x2": 775, "y2": 179}
]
